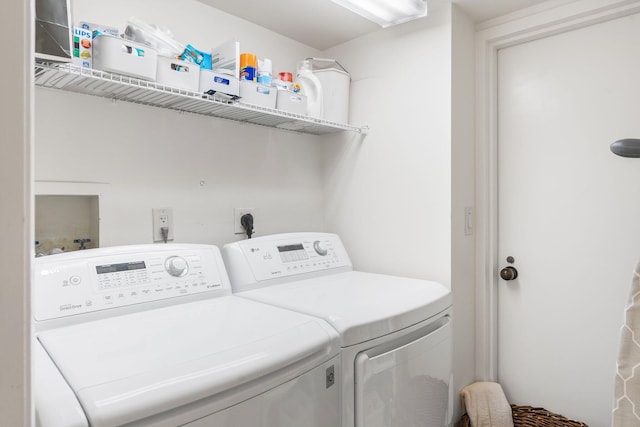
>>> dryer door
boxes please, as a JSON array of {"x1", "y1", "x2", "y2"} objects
[{"x1": 354, "y1": 316, "x2": 452, "y2": 427}]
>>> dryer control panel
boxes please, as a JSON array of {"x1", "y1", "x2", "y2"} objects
[
  {"x1": 34, "y1": 244, "x2": 229, "y2": 321},
  {"x1": 224, "y1": 233, "x2": 352, "y2": 289}
]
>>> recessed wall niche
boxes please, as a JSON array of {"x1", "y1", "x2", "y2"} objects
[{"x1": 35, "y1": 195, "x2": 99, "y2": 256}]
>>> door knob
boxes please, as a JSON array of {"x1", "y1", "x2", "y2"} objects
[{"x1": 500, "y1": 266, "x2": 518, "y2": 281}]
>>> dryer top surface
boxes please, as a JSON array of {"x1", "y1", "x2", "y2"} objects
[{"x1": 238, "y1": 270, "x2": 452, "y2": 347}]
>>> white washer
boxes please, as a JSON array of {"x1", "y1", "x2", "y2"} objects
[
  {"x1": 223, "y1": 232, "x2": 453, "y2": 427},
  {"x1": 34, "y1": 244, "x2": 341, "y2": 427}
]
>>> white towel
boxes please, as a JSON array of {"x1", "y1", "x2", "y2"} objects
[
  {"x1": 612, "y1": 260, "x2": 640, "y2": 426},
  {"x1": 460, "y1": 381, "x2": 514, "y2": 427}
]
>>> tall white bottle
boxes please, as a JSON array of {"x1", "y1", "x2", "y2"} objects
[{"x1": 296, "y1": 60, "x2": 323, "y2": 119}]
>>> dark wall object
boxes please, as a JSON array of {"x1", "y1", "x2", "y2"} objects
[
  {"x1": 611, "y1": 139, "x2": 640, "y2": 158},
  {"x1": 35, "y1": 0, "x2": 72, "y2": 62}
]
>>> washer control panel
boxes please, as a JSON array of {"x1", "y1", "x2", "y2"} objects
[
  {"x1": 237, "y1": 234, "x2": 351, "y2": 282},
  {"x1": 34, "y1": 244, "x2": 227, "y2": 321}
]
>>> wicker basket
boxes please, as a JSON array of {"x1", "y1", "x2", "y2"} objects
[{"x1": 457, "y1": 404, "x2": 589, "y2": 427}]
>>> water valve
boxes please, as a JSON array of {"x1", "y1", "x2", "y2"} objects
[{"x1": 73, "y1": 238, "x2": 91, "y2": 250}]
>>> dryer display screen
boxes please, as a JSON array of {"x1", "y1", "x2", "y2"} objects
[
  {"x1": 277, "y1": 244, "x2": 304, "y2": 253},
  {"x1": 96, "y1": 261, "x2": 146, "y2": 274},
  {"x1": 277, "y1": 244, "x2": 308, "y2": 263}
]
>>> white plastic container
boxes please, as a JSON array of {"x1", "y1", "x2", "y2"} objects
[
  {"x1": 124, "y1": 16, "x2": 184, "y2": 57},
  {"x1": 314, "y1": 67, "x2": 350, "y2": 124},
  {"x1": 276, "y1": 90, "x2": 307, "y2": 115},
  {"x1": 297, "y1": 58, "x2": 351, "y2": 123},
  {"x1": 257, "y1": 58, "x2": 273, "y2": 86},
  {"x1": 199, "y1": 69, "x2": 239, "y2": 97},
  {"x1": 92, "y1": 34, "x2": 158, "y2": 81},
  {"x1": 156, "y1": 56, "x2": 200, "y2": 91},
  {"x1": 239, "y1": 80, "x2": 276, "y2": 109}
]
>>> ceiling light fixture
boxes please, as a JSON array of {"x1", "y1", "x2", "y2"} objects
[{"x1": 331, "y1": 0, "x2": 427, "y2": 28}]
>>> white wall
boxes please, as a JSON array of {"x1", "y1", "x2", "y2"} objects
[
  {"x1": 0, "y1": 0, "x2": 32, "y2": 425},
  {"x1": 322, "y1": 5, "x2": 452, "y2": 287},
  {"x1": 36, "y1": 0, "x2": 325, "y2": 248},
  {"x1": 322, "y1": 3, "x2": 476, "y2": 421}
]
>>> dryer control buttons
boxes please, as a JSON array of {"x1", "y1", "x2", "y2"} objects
[
  {"x1": 313, "y1": 240, "x2": 328, "y2": 256},
  {"x1": 165, "y1": 256, "x2": 189, "y2": 277}
]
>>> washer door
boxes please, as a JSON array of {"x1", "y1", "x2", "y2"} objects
[{"x1": 354, "y1": 316, "x2": 452, "y2": 427}]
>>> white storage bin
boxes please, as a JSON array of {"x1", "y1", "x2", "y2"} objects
[
  {"x1": 314, "y1": 67, "x2": 350, "y2": 123},
  {"x1": 239, "y1": 80, "x2": 276, "y2": 109},
  {"x1": 199, "y1": 69, "x2": 239, "y2": 97},
  {"x1": 156, "y1": 56, "x2": 200, "y2": 92},
  {"x1": 276, "y1": 90, "x2": 307, "y2": 115},
  {"x1": 93, "y1": 34, "x2": 158, "y2": 81}
]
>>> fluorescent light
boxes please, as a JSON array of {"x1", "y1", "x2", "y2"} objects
[{"x1": 331, "y1": 0, "x2": 427, "y2": 27}]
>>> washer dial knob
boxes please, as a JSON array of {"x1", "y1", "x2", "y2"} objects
[
  {"x1": 165, "y1": 256, "x2": 189, "y2": 277},
  {"x1": 313, "y1": 240, "x2": 328, "y2": 256}
]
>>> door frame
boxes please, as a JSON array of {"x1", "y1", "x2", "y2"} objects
[
  {"x1": 474, "y1": 0, "x2": 640, "y2": 381},
  {"x1": 0, "y1": 0, "x2": 33, "y2": 425}
]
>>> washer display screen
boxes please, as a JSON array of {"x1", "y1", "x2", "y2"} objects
[{"x1": 96, "y1": 261, "x2": 146, "y2": 274}]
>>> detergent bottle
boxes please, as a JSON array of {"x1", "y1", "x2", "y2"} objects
[{"x1": 295, "y1": 59, "x2": 323, "y2": 119}]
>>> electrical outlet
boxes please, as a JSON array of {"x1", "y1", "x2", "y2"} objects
[
  {"x1": 153, "y1": 208, "x2": 174, "y2": 242},
  {"x1": 234, "y1": 207, "x2": 255, "y2": 235}
]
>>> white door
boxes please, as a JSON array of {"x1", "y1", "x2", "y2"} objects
[{"x1": 497, "y1": 12, "x2": 640, "y2": 427}]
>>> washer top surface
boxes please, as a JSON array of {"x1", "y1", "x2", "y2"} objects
[
  {"x1": 237, "y1": 270, "x2": 451, "y2": 347},
  {"x1": 39, "y1": 295, "x2": 339, "y2": 427},
  {"x1": 34, "y1": 243, "x2": 340, "y2": 427}
]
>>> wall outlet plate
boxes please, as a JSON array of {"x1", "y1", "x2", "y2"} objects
[
  {"x1": 153, "y1": 207, "x2": 174, "y2": 242},
  {"x1": 234, "y1": 207, "x2": 255, "y2": 234}
]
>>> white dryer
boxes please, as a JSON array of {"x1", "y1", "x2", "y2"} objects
[
  {"x1": 222, "y1": 232, "x2": 453, "y2": 427},
  {"x1": 34, "y1": 244, "x2": 341, "y2": 427}
]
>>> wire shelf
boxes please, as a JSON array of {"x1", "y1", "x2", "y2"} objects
[{"x1": 34, "y1": 61, "x2": 368, "y2": 136}]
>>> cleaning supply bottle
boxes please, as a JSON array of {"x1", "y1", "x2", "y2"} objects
[
  {"x1": 257, "y1": 58, "x2": 272, "y2": 86},
  {"x1": 295, "y1": 59, "x2": 323, "y2": 119},
  {"x1": 239, "y1": 53, "x2": 257, "y2": 81}
]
